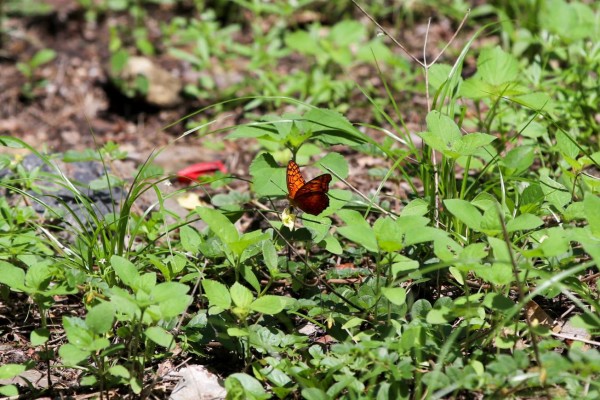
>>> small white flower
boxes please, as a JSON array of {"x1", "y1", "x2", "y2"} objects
[
  {"x1": 98, "y1": 258, "x2": 106, "y2": 265},
  {"x1": 281, "y1": 207, "x2": 296, "y2": 230}
]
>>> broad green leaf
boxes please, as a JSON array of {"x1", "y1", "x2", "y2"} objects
[
  {"x1": 477, "y1": 46, "x2": 518, "y2": 86},
  {"x1": 444, "y1": 199, "x2": 482, "y2": 231},
  {"x1": 59, "y1": 343, "x2": 90, "y2": 366},
  {"x1": 488, "y1": 237, "x2": 511, "y2": 263},
  {"x1": 401, "y1": 198, "x2": 429, "y2": 216},
  {"x1": 483, "y1": 293, "x2": 515, "y2": 311},
  {"x1": 108, "y1": 365, "x2": 131, "y2": 379},
  {"x1": 31, "y1": 328, "x2": 50, "y2": 346},
  {"x1": 202, "y1": 279, "x2": 231, "y2": 311},
  {"x1": 428, "y1": 63, "x2": 454, "y2": 91},
  {"x1": 317, "y1": 152, "x2": 348, "y2": 179},
  {"x1": 337, "y1": 210, "x2": 378, "y2": 252},
  {"x1": 0, "y1": 364, "x2": 26, "y2": 379},
  {"x1": 419, "y1": 111, "x2": 461, "y2": 153},
  {"x1": 556, "y1": 131, "x2": 579, "y2": 159},
  {"x1": 474, "y1": 263, "x2": 513, "y2": 286},
  {"x1": 226, "y1": 373, "x2": 269, "y2": 399},
  {"x1": 195, "y1": 207, "x2": 239, "y2": 244},
  {"x1": 502, "y1": 146, "x2": 535, "y2": 175},
  {"x1": 374, "y1": 217, "x2": 403, "y2": 252},
  {"x1": 329, "y1": 20, "x2": 365, "y2": 47},
  {"x1": 111, "y1": 255, "x2": 140, "y2": 288},
  {"x1": 63, "y1": 316, "x2": 94, "y2": 350},
  {"x1": 303, "y1": 108, "x2": 366, "y2": 146},
  {"x1": 24, "y1": 263, "x2": 51, "y2": 291},
  {"x1": 506, "y1": 214, "x2": 544, "y2": 232},
  {"x1": 391, "y1": 255, "x2": 419, "y2": 276},
  {"x1": 262, "y1": 240, "x2": 278, "y2": 274},
  {"x1": 108, "y1": 287, "x2": 141, "y2": 318},
  {"x1": 452, "y1": 133, "x2": 496, "y2": 156},
  {"x1": 381, "y1": 287, "x2": 407, "y2": 306},
  {"x1": 249, "y1": 153, "x2": 285, "y2": 197},
  {"x1": 227, "y1": 327, "x2": 249, "y2": 337},
  {"x1": 0, "y1": 384, "x2": 18, "y2": 397},
  {"x1": 240, "y1": 263, "x2": 261, "y2": 293},
  {"x1": 426, "y1": 307, "x2": 453, "y2": 324},
  {"x1": 157, "y1": 294, "x2": 192, "y2": 319},
  {"x1": 145, "y1": 326, "x2": 174, "y2": 349},
  {"x1": 539, "y1": 174, "x2": 571, "y2": 210},
  {"x1": 150, "y1": 282, "x2": 190, "y2": 302},
  {"x1": 583, "y1": 194, "x2": 600, "y2": 238},
  {"x1": 230, "y1": 282, "x2": 254, "y2": 308},
  {"x1": 539, "y1": 227, "x2": 569, "y2": 257},
  {"x1": 327, "y1": 189, "x2": 352, "y2": 213},
  {"x1": 520, "y1": 184, "x2": 545, "y2": 214},
  {"x1": 86, "y1": 302, "x2": 115, "y2": 335},
  {"x1": 179, "y1": 225, "x2": 201, "y2": 253},
  {"x1": 250, "y1": 295, "x2": 285, "y2": 315},
  {"x1": 323, "y1": 234, "x2": 343, "y2": 255},
  {"x1": 0, "y1": 261, "x2": 26, "y2": 291},
  {"x1": 302, "y1": 215, "x2": 331, "y2": 243}
]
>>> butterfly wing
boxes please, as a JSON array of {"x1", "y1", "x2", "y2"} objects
[
  {"x1": 293, "y1": 174, "x2": 332, "y2": 215},
  {"x1": 287, "y1": 160, "x2": 305, "y2": 200}
]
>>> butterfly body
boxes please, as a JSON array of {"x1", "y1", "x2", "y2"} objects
[{"x1": 286, "y1": 160, "x2": 331, "y2": 216}]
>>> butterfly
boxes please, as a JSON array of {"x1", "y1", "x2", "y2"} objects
[{"x1": 286, "y1": 160, "x2": 332, "y2": 216}]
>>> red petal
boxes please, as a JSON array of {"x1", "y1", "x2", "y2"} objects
[{"x1": 177, "y1": 161, "x2": 227, "y2": 183}]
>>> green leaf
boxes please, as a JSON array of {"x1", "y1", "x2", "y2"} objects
[
  {"x1": 502, "y1": 146, "x2": 535, "y2": 175},
  {"x1": 230, "y1": 282, "x2": 254, "y2": 308},
  {"x1": 195, "y1": 207, "x2": 239, "y2": 244},
  {"x1": 337, "y1": 210, "x2": 378, "y2": 252},
  {"x1": 539, "y1": 227, "x2": 569, "y2": 257},
  {"x1": 474, "y1": 263, "x2": 513, "y2": 286},
  {"x1": 303, "y1": 108, "x2": 366, "y2": 146},
  {"x1": 302, "y1": 388, "x2": 329, "y2": 400},
  {"x1": 86, "y1": 302, "x2": 115, "y2": 335},
  {"x1": 381, "y1": 287, "x2": 407, "y2": 306},
  {"x1": 401, "y1": 198, "x2": 429, "y2": 216},
  {"x1": 250, "y1": 295, "x2": 285, "y2": 315},
  {"x1": 477, "y1": 46, "x2": 519, "y2": 86},
  {"x1": 506, "y1": 214, "x2": 544, "y2": 232},
  {"x1": 202, "y1": 280, "x2": 231, "y2": 311},
  {"x1": 111, "y1": 255, "x2": 140, "y2": 289},
  {"x1": 539, "y1": 174, "x2": 571, "y2": 210},
  {"x1": 374, "y1": 217, "x2": 403, "y2": 252},
  {"x1": 249, "y1": 153, "x2": 286, "y2": 197},
  {"x1": 31, "y1": 328, "x2": 50, "y2": 346},
  {"x1": 226, "y1": 373, "x2": 269, "y2": 399},
  {"x1": 59, "y1": 343, "x2": 90, "y2": 366},
  {"x1": 145, "y1": 326, "x2": 174, "y2": 349},
  {"x1": 30, "y1": 49, "x2": 57, "y2": 69},
  {"x1": 262, "y1": 240, "x2": 278, "y2": 274},
  {"x1": 444, "y1": 199, "x2": 482, "y2": 231},
  {"x1": 108, "y1": 365, "x2": 131, "y2": 379},
  {"x1": 0, "y1": 364, "x2": 27, "y2": 379},
  {"x1": 419, "y1": 111, "x2": 461, "y2": 152},
  {"x1": 303, "y1": 215, "x2": 331, "y2": 242},
  {"x1": 0, "y1": 261, "x2": 26, "y2": 291},
  {"x1": 24, "y1": 263, "x2": 51, "y2": 291},
  {"x1": 583, "y1": 194, "x2": 600, "y2": 238},
  {"x1": 63, "y1": 316, "x2": 94, "y2": 350},
  {"x1": 0, "y1": 384, "x2": 19, "y2": 397}
]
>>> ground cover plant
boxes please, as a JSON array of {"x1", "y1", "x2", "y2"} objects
[{"x1": 1, "y1": 0, "x2": 600, "y2": 398}]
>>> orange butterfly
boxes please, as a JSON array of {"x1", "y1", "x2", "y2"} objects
[{"x1": 286, "y1": 160, "x2": 332, "y2": 216}]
